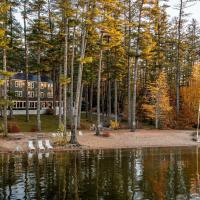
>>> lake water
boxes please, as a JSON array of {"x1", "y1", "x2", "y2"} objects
[{"x1": 0, "y1": 147, "x2": 200, "y2": 200}]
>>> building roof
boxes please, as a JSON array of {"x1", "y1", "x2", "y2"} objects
[{"x1": 12, "y1": 73, "x2": 53, "y2": 83}]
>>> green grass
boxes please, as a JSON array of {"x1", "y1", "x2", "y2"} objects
[
  {"x1": 7, "y1": 115, "x2": 59, "y2": 132},
  {"x1": 5, "y1": 114, "x2": 93, "y2": 132}
]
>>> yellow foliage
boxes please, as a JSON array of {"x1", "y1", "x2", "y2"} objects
[
  {"x1": 180, "y1": 63, "x2": 200, "y2": 125},
  {"x1": 110, "y1": 120, "x2": 120, "y2": 130},
  {"x1": 0, "y1": 2, "x2": 10, "y2": 48},
  {"x1": 0, "y1": 80, "x2": 5, "y2": 86},
  {"x1": 142, "y1": 72, "x2": 172, "y2": 128},
  {"x1": 59, "y1": 75, "x2": 71, "y2": 86},
  {"x1": 78, "y1": 56, "x2": 93, "y2": 64}
]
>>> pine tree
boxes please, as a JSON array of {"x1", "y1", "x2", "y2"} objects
[
  {"x1": 28, "y1": 0, "x2": 50, "y2": 131},
  {"x1": 95, "y1": 0, "x2": 124, "y2": 135},
  {"x1": 0, "y1": 1, "x2": 10, "y2": 136},
  {"x1": 70, "y1": 1, "x2": 89, "y2": 144},
  {"x1": 21, "y1": 0, "x2": 30, "y2": 122},
  {"x1": 174, "y1": 0, "x2": 196, "y2": 116},
  {"x1": 131, "y1": 0, "x2": 145, "y2": 131}
]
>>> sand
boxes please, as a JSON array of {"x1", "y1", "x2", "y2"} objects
[{"x1": 0, "y1": 129, "x2": 198, "y2": 153}]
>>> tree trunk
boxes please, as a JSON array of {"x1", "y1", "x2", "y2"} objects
[
  {"x1": 127, "y1": 0, "x2": 132, "y2": 127},
  {"x1": 114, "y1": 79, "x2": 118, "y2": 122},
  {"x1": 52, "y1": 68, "x2": 56, "y2": 115},
  {"x1": 8, "y1": 77, "x2": 13, "y2": 119},
  {"x1": 36, "y1": 6, "x2": 42, "y2": 132},
  {"x1": 90, "y1": 81, "x2": 93, "y2": 120},
  {"x1": 70, "y1": 25, "x2": 76, "y2": 124},
  {"x1": 63, "y1": 17, "x2": 69, "y2": 135},
  {"x1": 128, "y1": 54, "x2": 131, "y2": 127},
  {"x1": 3, "y1": 49, "x2": 8, "y2": 137},
  {"x1": 59, "y1": 65, "x2": 62, "y2": 127},
  {"x1": 108, "y1": 75, "x2": 111, "y2": 121},
  {"x1": 70, "y1": 28, "x2": 87, "y2": 145},
  {"x1": 96, "y1": 33, "x2": 103, "y2": 136},
  {"x1": 155, "y1": 104, "x2": 159, "y2": 129},
  {"x1": 23, "y1": 0, "x2": 29, "y2": 122},
  {"x1": 37, "y1": 69, "x2": 41, "y2": 132},
  {"x1": 131, "y1": 0, "x2": 144, "y2": 132},
  {"x1": 176, "y1": 0, "x2": 183, "y2": 116},
  {"x1": 102, "y1": 81, "x2": 105, "y2": 122},
  {"x1": 86, "y1": 84, "x2": 89, "y2": 118},
  {"x1": 78, "y1": 83, "x2": 83, "y2": 129}
]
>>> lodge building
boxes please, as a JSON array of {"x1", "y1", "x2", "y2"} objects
[{"x1": 0, "y1": 73, "x2": 61, "y2": 113}]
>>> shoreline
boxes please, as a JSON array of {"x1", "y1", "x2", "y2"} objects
[{"x1": 0, "y1": 129, "x2": 198, "y2": 153}]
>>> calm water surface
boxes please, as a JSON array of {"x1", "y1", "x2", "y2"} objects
[{"x1": 0, "y1": 147, "x2": 200, "y2": 200}]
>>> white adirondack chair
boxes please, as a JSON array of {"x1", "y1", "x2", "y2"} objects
[
  {"x1": 79, "y1": 131, "x2": 83, "y2": 136},
  {"x1": 38, "y1": 152, "x2": 43, "y2": 159},
  {"x1": 45, "y1": 140, "x2": 53, "y2": 150},
  {"x1": 28, "y1": 152, "x2": 33, "y2": 159},
  {"x1": 28, "y1": 141, "x2": 35, "y2": 151},
  {"x1": 45, "y1": 152, "x2": 50, "y2": 158},
  {"x1": 52, "y1": 133, "x2": 56, "y2": 137},
  {"x1": 67, "y1": 131, "x2": 71, "y2": 136},
  {"x1": 38, "y1": 140, "x2": 45, "y2": 151}
]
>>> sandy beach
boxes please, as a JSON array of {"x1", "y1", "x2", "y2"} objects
[{"x1": 0, "y1": 129, "x2": 198, "y2": 153}]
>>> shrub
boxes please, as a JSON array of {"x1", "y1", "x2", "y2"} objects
[
  {"x1": 57, "y1": 123, "x2": 64, "y2": 133},
  {"x1": 0, "y1": 123, "x2": 3, "y2": 133},
  {"x1": 30, "y1": 126, "x2": 39, "y2": 132},
  {"x1": 46, "y1": 108, "x2": 54, "y2": 115},
  {"x1": 8, "y1": 122, "x2": 21, "y2": 133},
  {"x1": 80, "y1": 122, "x2": 90, "y2": 130},
  {"x1": 53, "y1": 138, "x2": 69, "y2": 146},
  {"x1": 110, "y1": 120, "x2": 120, "y2": 130},
  {"x1": 102, "y1": 132, "x2": 111, "y2": 137}
]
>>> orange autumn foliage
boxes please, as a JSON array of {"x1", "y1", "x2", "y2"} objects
[{"x1": 180, "y1": 63, "x2": 200, "y2": 127}]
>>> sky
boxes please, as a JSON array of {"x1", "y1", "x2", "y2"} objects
[
  {"x1": 167, "y1": 0, "x2": 200, "y2": 21},
  {"x1": 15, "y1": 0, "x2": 200, "y2": 24}
]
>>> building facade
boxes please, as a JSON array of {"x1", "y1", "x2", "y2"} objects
[
  {"x1": 0, "y1": 73, "x2": 58, "y2": 112},
  {"x1": 11, "y1": 73, "x2": 53, "y2": 99}
]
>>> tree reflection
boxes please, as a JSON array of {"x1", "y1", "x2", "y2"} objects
[{"x1": 0, "y1": 148, "x2": 199, "y2": 199}]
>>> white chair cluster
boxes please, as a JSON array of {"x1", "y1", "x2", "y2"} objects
[{"x1": 28, "y1": 140, "x2": 53, "y2": 151}]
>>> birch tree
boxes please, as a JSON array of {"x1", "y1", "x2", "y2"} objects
[{"x1": 131, "y1": 0, "x2": 145, "y2": 131}]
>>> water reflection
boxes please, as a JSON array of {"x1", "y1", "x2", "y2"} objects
[{"x1": 1, "y1": 147, "x2": 200, "y2": 199}]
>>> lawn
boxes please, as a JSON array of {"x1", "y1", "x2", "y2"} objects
[
  {"x1": 6, "y1": 115, "x2": 60, "y2": 132},
  {"x1": 2, "y1": 114, "x2": 93, "y2": 133}
]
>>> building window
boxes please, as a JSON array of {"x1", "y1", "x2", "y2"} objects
[
  {"x1": 21, "y1": 82, "x2": 24, "y2": 88},
  {"x1": 29, "y1": 102, "x2": 35, "y2": 108},
  {"x1": 15, "y1": 81, "x2": 23, "y2": 88},
  {"x1": 15, "y1": 91, "x2": 23, "y2": 97},
  {"x1": 31, "y1": 82, "x2": 34, "y2": 89},
  {"x1": 41, "y1": 92, "x2": 44, "y2": 98},
  {"x1": 41, "y1": 102, "x2": 46, "y2": 108},
  {"x1": 47, "y1": 92, "x2": 53, "y2": 98},
  {"x1": 41, "y1": 83, "x2": 44, "y2": 89},
  {"x1": 15, "y1": 81, "x2": 19, "y2": 88},
  {"x1": 28, "y1": 82, "x2": 31, "y2": 88},
  {"x1": 48, "y1": 83, "x2": 53, "y2": 88},
  {"x1": 28, "y1": 91, "x2": 34, "y2": 98}
]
